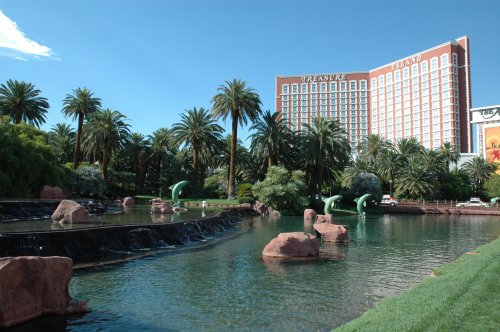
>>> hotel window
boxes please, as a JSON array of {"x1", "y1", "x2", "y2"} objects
[
  {"x1": 331, "y1": 110, "x2": 338, "y2": 117},
  {"x1": 311, "y1": 83, "x2": 317, "y2": 93},
  {"x1": 301, "y1": 100, "x2": 307, "y2": 106},
  {"x1": 411, "y1": 64, "x2": 419, "y2": 77},
  {"x1": 431, "y1": 57, "x2": 438, "y2": 70},
  {"x1": 340, "y1": 81, "x2": 347, "y2": 91},
  {"x1": 301, "y1": 83, "x2": 308, "y2": 93},
  {"x1": 292, "y1": 94, "x2": 298, "y2": 100},
  {"x1": 371, "y1": 78, "x2": 377, "y2": 89},
  {"x1": 412, "y1": 77, "x2": 419, "y2": 85},
  {"x1": 379, "y1": 76, "x2": 385, "y2": 86},
  {"x1": 350, "y1": 104, "x2": 356, "y2": 110},
  {"x1": 361, "y1": 104, "x2": 367, "y2": 110},
  {"x1": 421, "y1": 61, "x2": 428, "y2": 73},
  {"x1": 403, "y1": 67, "x2": 410, "y2": 79},
  {"x1": 360, "y1": 80, "x2": 367, "y2": 90},
  {"x1": 441, "y1": 54, "x2": 448, "y2": 67},
  {"x1": 321, "y1": 99, "x2": 327, "y2": 106},
  {"x1": 394, "y1": 70, "x2": 400, "y2": 81},
  {"x1": 301, "y1": 107, "x2": 307, "y2": 113},
  {"x1": 452, "y1": 53, "x2": 458, "y2": 65},
  {"x1": 350, "y1": 81, "x2": 357, "y2": 91},
  {"x1": 282, "y1": 107, "x2": 288, "y2": 114},
  {"x1": 320, "y1": 93, "x2": 327, "y2": 99},
  {"x1": 292, "y1": 84, "x2": 298, "y2": 93},
  {"x1": 311, "y1": 94, "x2": 316, "y2": 100},
  {"x1": 341, "y1": 104, "x2": 346, "y2": 110},
  {"x1": 282, "y1": 101, "x2": 288, "y2": 107},
  {"x1": 292, "y1": 106, "x2": 298, "y2": 113},
  {"x1": 321, "y1": 105, "x2": 327, "y2": 112},
  {"x1": 386, "y1": 73, "x2": 393, "y2": 85},
  {"x1": 330, "y1": 92, "x2": 337, "y2": 100},
  {"x1": 330, "y1": 82, "x2": 337, "y2": 91},
  {"x1": 282, "y1": 85, "x2": 289, "y2": 94},
  {"x1": 292, "y1": 100, "x2": 298, "y2": 106},
  {"x1": 432, "y1": 92, "x2": 439, "y2": 100},
  {"x1": 320, "y1": 82, "x2": 327, "y2": 92},
  {"x1": 350, "y1": 98, "x2": 356, "y2": 104}
]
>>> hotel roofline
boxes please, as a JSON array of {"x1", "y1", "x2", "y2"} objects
[{"x1": 275, "y1": 36, "x2": 469, "y2": 79}]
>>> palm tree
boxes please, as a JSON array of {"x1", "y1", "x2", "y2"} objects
[
  {"x1": 357, "y1": 134, "x2": 390, "y2": 166},
  {"x1": 149, "y1": 127, "x2": 174, "y2": 192},
  {"x1": 395, "y1": 137, "x2": 423, "y2": 164},
  {"x1": 211, "y1": 79, "x2": 262, "y2": 198},
  {"x1": 249, "y1": 110, "x2": 291, "y2": 169},
  {"x1": 82, "y1": 108, "x2": 131, "y2": 181},
  {"x1": 301, "y1": 117, "x2": 350, "y2": 196},
  {"x1": 127, "y1": 133, "x2": 151, "y2": 193},
  {"x1": 0, "y1": 79, "x2": 49, "y2": 127},
  {"x1": 374, "y1": 148, "x2": 400, "y2": 196},
  {"x1": 395, "y1": 155, "x2": 436, "y2": 199},
  {"x1": 172, "y1": 107, "x2": 224, "y2": 192},
  {"x1": 422, "y1": 148, "x2": 447, "y2": 180},
  {"x1": 341, "y1": 158, "x2": 371, "y2": 188},
  {"x1": 61, "y1": 87, "x2": 102, "y2": 169},
  {"x1": 461, "y1": 156, "x2": 497, "y2": 194},
  {"x1": 48, "y1": 123, "x2": 76, "y2": 164},
  {"x1": 440, "y1": 141, "x2": 460, "y2": 170}
]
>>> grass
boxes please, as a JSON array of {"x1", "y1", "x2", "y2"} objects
[{"x1": 334, "y1": 236, "x2": 500, "y2": 332}]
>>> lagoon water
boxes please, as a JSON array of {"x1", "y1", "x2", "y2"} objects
[{"x1": 7, "y1": 213, "x2": 499, "y2": 331}]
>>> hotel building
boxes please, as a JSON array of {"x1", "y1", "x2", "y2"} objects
[{"x1": 275, "y1": 36, "x2": 472, "y2": 153}]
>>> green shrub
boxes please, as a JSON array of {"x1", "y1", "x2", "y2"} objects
[
  {"x1": 204, "y1": 173, "x2": 226, "y2": 198},
  {"x1": 72, "y1": 166, "x2": 107, "y2": 198},
  {"x1": 252, "y1": 166, "x2": 308, "y2": 214},
  {"x1": 238, "y1": 196, "x2": 255, "y2": 204},
  {"x1": 0, "y1": 117, "x2": 69, "y2": 197},
  {"x1": 484, "y1": 174, "x2": 500, "y2": 198},
  {"x1": 107, "y1": 170, "x2": 136, "y2": 198}
]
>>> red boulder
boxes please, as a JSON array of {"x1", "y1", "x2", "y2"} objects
[
  {"x1": 51, "y1": 200, "x2": 90, "y2": 224},
  {"x1": 263, "y1": 232, "x2": 319, "y2": 258},
  {"x1": 313, "y1": 223, "x2": 349, "y2": 243},
  {"x1": 0, "y1": 256, "x2": 88, "y2": 328},
  {"x1": 40, "y1": 185, "x2": 65, "y2": 199}
]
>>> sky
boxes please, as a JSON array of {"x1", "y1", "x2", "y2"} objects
[{"x1": 1, "y1": 0, "x2": 500, "y2": 145}]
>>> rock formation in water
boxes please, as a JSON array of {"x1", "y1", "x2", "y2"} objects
[
  {"x1": 123, "y1": 197, "x2": 135, "y2": 206},
  {"x1": 313, "y1": 215, "x2": 349, "y2": 243},
  {"x1": 51, "y1": 200, "x2": 90, "y2": 224},
  {"x1": 262, "y1": 232, "x2": 319, "y2": 258},
  {"x1": 0, "y1": 256, "x2": 88, "y2": 328},
  {"x1": 303, "y1": 209, "x2": 317, "y2": 221},
  {"x1": 40, "y1": 185, "x2": 66, "y2": 199}
]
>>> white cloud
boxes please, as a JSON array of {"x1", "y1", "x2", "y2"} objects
[{"x1": 0, "y1": 10, "x2": 57, "y2": 60}]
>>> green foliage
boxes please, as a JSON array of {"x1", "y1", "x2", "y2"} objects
[
  {"x1": 204, "y1": 173, "x2": 226, "y2": 198},
  {"x1": 0, "y1": 117, "x2": 69, "y2": 197},
  {"x1": 237, "y1": 183, "x2": 255, "y2": 203},
  {"x1": 72, "y1": 165, "x2": 107, "y2": 198},
  {"x1": 107, "y1": 170, "x2": 136, "y2": 197},
  {"x1": 484, "y1": 174, "x2": 500, "y2": 198},
  {"x1": 436, "y1": 170, "x2": 473, "y2": 200},
  {"x1": 252, "y1": 166, "x2": 308, "y2": 213},
  {"x1": 349, "y1": 172, "x2": 382, "y2": 204}
]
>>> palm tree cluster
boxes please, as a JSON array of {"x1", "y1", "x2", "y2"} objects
[{"x1": 343, "y1": 135, "x2": 496, "y2": 199}]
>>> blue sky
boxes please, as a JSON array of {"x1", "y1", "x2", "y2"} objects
[{"x1": 1, "y1": 0, "x2": 499, "y2": 144}]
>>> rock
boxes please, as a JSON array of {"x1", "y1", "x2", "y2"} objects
[
  {"x1": 40, "y1": 185, "x2": 65, "y2": 199},
  {"x1": 304, "y1": 209, "x2": 317, "y2": 220},
  {"x1": 262, "y1": 232, "x2": 319, "y2": 258},
  {"x1": 313, "y1": 223, "x2": 349, "y2": 243},
  {"x1": 51, "y1": 200, "x2": 90, "y2": 224},
  {"x1": 123, "y1": 197, "x2": 135, "y2": 206},
  {"x1": 151, "y1": 202, "x2": 174, "y2": 214},
  {"x1": 150, "y1": 198, "x2": 163, "y2": 205},
  {"x1": 0, "y1": 256, "x2": 89, "y2": 328},
  {"x1": 314, "y1": 214, "x2": 334, "y2": 224}
]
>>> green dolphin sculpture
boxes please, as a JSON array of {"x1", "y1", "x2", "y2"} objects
[
  {"x1": 323, "y1": 195, "x2": 342, "y2": 214},
  {"x1": 354, "y1": 194, "x2": 372, "y2": 216},
  {"x1": 169, "y1": 180, "x2": 188, "y2": 207},
  {"x1": 490, "y1": 197, "x2": 500, "y2": 205}
]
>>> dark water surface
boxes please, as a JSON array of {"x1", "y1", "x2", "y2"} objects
[{"x1": 7, "y1": 214, "x2": 500, "y2": 332}]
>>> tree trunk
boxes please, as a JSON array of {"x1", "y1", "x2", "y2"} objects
[
  {"x1": 103, "y1": 144, "x2": 110, "y2": 181},
  {"x1": 268, "y1": 155, "x2": 273, "y2": 168},
  {"x1": 73, "y1": 113, "x2": 84, "y2": 169},
  {"x1": 228, "y1": 116, "x2": 238, "y2": 199},
  {"x1": 193, "y1": 148, "x2": 199, "y2": 193}
]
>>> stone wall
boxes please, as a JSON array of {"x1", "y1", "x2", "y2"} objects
[{"x1": 0, "y1": 208, "x2": 258, "y2": 264}]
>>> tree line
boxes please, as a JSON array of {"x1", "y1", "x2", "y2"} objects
[{"x1": 0, "y1": 78, "x2": 498, "y2": 203}]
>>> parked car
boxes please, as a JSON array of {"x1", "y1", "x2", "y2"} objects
[
  {"x1": 456, "y1": 198, "x2": 490, "y2": 208},
  {"x1": 380, "y1": 195, "x2": 398, "y2": 206}
]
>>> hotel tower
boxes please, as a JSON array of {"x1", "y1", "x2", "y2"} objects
[{"x1": 275, "y1": 36, "x2": 472, "y2": 153}]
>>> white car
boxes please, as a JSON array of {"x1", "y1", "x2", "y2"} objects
[
  {"x1": 380, "y1": 195, "x2": 398, "y2": 206},
  {"x1": 456, "y1": 199, "x2": 490, "y2": 208}
]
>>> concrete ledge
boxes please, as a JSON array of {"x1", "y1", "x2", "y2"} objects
[{"x1": 0, "y1": 208, "x2": 258, "y2": 264}]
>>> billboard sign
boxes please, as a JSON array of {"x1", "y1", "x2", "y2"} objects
[
  {"x1": 484, "y1": 125, "x2": 500, "y2": 174},
  {"x1": 471, "y1": 105, "x2": 500, "y2": 123}
]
